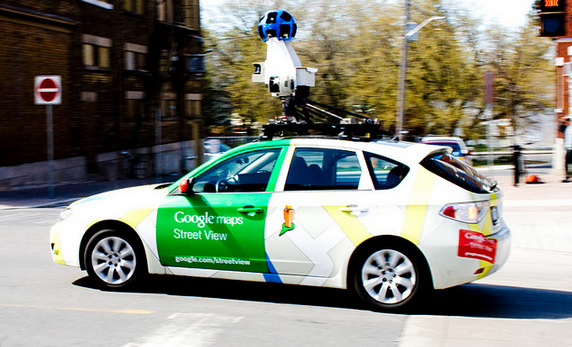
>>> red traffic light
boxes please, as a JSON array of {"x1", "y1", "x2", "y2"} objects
[
  {"x1": 539, "y1": 0, "x2": 566, "y2": 11},
  {"x1": 537, "y1": 0, "x2": 567, "y2": 37}
]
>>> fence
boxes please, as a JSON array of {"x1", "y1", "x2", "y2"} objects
[{"x1": 471, "y1": 149, "x2": 553, "y2": 167}]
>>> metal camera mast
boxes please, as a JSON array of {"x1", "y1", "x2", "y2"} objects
[{"x1": 252, "y1": 10, "x2": 396, "y2": 142}]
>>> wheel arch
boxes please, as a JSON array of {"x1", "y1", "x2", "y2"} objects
[
  {"x1": 79, "y1": 220, "x2": 146, "y2": 271},
  {"x1": 347, "y1": 235, "x2": 434, "y2": 291}
]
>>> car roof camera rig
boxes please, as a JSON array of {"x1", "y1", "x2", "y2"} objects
[{"x1": 252, "y1": 10, "x2": 396, "y2": 142}]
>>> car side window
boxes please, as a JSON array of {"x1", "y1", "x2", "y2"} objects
[
  {"x1": 192, "y1": 149, "x2": 280, "y2": 193},
  {"x1": 285, "y1": 148, "x2": 361, "y2": 190},
  {"x1": 363, "y1": 152, "x2": 409, "y2": 189}
]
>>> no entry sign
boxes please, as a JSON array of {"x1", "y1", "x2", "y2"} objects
[{"x1": 35, "y1": 76, "x2": 61, "y2": 105}]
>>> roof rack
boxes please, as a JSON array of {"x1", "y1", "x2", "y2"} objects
[
  {"x1": 260, "y1": 100, "x2": 398, "y2": 142},
  {"x1": 260, "y1": 122, "x2": 396, "y2": 141}
]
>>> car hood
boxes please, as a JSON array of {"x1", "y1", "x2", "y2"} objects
[{"x1": 68, "y1": 184, "x2": 170, "y2": 210}]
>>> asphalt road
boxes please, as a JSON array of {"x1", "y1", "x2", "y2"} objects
[
  {"x1": 1, "y1": 175, "x2": 571, "y2": 347},
  {"x1": 0, "y1": 208, "x2": 405, "y2": 347}
]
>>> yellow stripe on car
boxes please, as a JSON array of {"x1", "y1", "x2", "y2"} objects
[
  {"x1": 400, "y1": 168, "x2": 436, "y2": 245},
  {"x1": 323, "y1": 205, "x2": 371, "y2": 246},
  {"x1": 50, "y1": 229, "x2": 65, "y2": 265},
  {"x1": 119, "y1": 208, "x2": 155, "y2": 229}
]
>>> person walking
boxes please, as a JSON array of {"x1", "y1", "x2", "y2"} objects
[{"x1": 564, "y1": 115, "x2": 572, "y2": 183}]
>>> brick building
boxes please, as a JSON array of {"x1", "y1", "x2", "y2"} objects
[
  {"x1": 0, "y1": 0, "x2": 204, "y2": 189},
  {"x1": 553, "y1": 2, "x2": 572, "y2": 137}
]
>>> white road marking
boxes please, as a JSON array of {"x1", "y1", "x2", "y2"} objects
[{"x1": 123, "y1": 313, "x2": 243, "y2": 347}]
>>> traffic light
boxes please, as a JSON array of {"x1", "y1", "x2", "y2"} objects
[{"x1": 537, "y1": 0, "x2": 567, "y2": 37}]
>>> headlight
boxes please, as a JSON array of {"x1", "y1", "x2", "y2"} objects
[
  {"x1": 440, "y1": 201, "x2": 489, "y2": 224},
  {"x1": 57, "y1": 209, "x2": 74, "y2": 222}
]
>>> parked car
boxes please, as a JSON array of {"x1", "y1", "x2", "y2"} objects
[
  {"x1": 50, "y1": 137, "x2": 510, "y2": 311},
  {"x1": 421, "y1": 136, "x2": 472, "y2": 165}
]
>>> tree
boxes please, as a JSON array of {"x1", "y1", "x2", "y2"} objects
[
  {"x1": 201, "y1": 0, "x2": 554, "y2": 141},
  {"x1": 482, "y1": 12, "x2": 554, "y2": 139}
]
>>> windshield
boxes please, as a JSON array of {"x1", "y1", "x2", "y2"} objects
[{"x1": 421, "y1": 152, "x2": 497, "y2": 194}]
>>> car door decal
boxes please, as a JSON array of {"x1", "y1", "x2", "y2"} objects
[{"x1": 156, "y1": 193, "x2": 272, "y2": 273}]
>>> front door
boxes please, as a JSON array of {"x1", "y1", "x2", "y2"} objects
[{"x1": 156, "y1": 148, "x2": 282, "y2": 273}]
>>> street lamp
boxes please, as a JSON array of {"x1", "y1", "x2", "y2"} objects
[{"x1": 395, "y1": 0, "x2": 445, "y2": 138}]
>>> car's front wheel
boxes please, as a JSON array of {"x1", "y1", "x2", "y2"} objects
[
  {"x1": 84, "y1": 229, "x2": 146, "y2": 289},
  {"x1": 352, "y1": 244, "x2": 426, "y2": 311}
]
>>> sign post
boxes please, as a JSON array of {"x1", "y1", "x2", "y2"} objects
[
  {"x1": 35, "y1": 76, "x2": 62, "y2": 199},
  {"x1": 484, "y1": 71, "x2": 495, "y2": 177}
]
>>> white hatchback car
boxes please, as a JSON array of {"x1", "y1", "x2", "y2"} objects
[{"x1": 50, "y1": 137, "x2": 510, "y2": 311}]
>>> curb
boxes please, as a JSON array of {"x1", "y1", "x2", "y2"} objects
[{"x1": 0, "y1": 198, "x2": 79, "y2": 211}]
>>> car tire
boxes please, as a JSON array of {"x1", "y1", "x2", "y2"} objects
[
  {"x1": 351, "y1": 243, "x2": 426, "y2": 311},
  {"x1": 84, "y1": 229, "x2": 146, "y2": 289}
]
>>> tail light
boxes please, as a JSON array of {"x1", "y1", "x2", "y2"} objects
[{"x1": 440, "y1": 201, "x2": 489, "y2": 224}]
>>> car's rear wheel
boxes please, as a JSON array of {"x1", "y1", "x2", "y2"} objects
[
  {"x1": 84, "y1": 229, "x2": 145, "y2": 289},
  {"x1": 352, "y1": 244, "x2": 425, "y2": 311}
]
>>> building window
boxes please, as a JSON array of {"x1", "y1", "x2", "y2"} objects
[
  {"x1": 157, "y1": 0, "x2": 168, "y2": 22},
  {"x1": 124, "y1": 0, "x2": 145, "y2": 15},
  {"x1": 99, "y1": 46, "x2": 110, "y2": 68},
  {"x1": 83, "y1": 44, "x2": 95, "y2": 66},
  {"x1": 83, "y1": 44, "x2": 111, "y2": 69},
  {"x1": 159, "y1": 50, "x2": 169, "y2": 73},
  {"x1": 187, "y1": 100, "x2": 201, "y2": 116},
  {"x1": 126, "y1": 99, "x2": 145, "y2": 121},
  {"x1": 162, "y1": 93, "x2": 178, "y2": 121},
  {"x1": 186, "y1": 54, "x2": 205, "y2": 73},
  {"x1": 186, "y1": 93, "x2": 202, "y2": 117},
  {"x1": 82, "y1": 35, "x2": 112, "y2": 70},
  {"x1": 124, "y1": 43, "x2": 148, "y2": 71}
]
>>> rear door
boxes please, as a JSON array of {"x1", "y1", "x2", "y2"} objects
[{"x1": 264, "y1": 147, "x2": 376, "y2": 279}]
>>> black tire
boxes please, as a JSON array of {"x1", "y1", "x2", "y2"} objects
[
  {"x1": 351, "y1": 243, "x2": 426, "y2": 312},
  {"x1": 84, "y1": 229, "x2": 146, "y2": 289}
]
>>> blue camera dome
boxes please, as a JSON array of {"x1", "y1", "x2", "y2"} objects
[{"x1": 257, "y1": 10, "x2": 297, "y2": 42}]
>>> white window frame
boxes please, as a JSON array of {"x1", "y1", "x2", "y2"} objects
[{"x1": 82, "y1": 0, "x2": 113, "y2": 10}]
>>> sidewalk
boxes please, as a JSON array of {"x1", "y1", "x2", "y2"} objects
[
  {"x1": 1, "y1": 167, "x2": 571, "y2": 210},
  {"x1": 484, "y1": 167, "x2": 572, "y2": 206},
  {"x1": 0, "y1": 177, "x2": 164, "y2": 210}
]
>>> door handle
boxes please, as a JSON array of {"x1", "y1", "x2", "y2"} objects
[
  {"x1": 340, "y1": 204, "x2": 369, "y2": 215},
  {"x1": 238, "y1": 207, "x2": 263, "y2": 215}
]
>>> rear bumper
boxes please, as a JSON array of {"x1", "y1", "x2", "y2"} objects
[{"x1": 484, "y1": 219, "x2": 511, "y2": 277}]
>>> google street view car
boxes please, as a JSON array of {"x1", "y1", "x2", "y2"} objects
[
  {"x1": 50, "y1": 131, "x2": 510, "y2": 311},
  {"x1": 49, "y1": 10, "x2": 510, "y2": 311}
]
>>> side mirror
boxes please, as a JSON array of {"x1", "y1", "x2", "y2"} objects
[{"x1": 179, "y1": 177, "x2": 195, "y2": 195}]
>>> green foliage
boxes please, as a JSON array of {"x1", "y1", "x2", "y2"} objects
[
  {"x1": 483, "y1": 11, "x2": 554, "y2": 136},
  {"x1": 202, "y1": 0, "x2": 554, "y2": 139}
]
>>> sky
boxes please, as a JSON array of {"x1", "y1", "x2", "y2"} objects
[
  {"x1": 461, "y1": 0, "x2": 534, "y2": 28},
  {"x1": 200, "y1": 0, "x2": 535, "y2": 30}
]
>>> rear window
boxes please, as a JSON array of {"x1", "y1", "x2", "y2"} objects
[
  {"x1": 421, "y1": 151, "x2": 497, "y2": 194},
  {"x1": 364, "y1": 152, "x2": 409, "y2": 189}
]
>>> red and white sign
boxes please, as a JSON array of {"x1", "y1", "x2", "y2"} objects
[
  {"x1": 458, "y1": 229, "x2": 497, "y2": 264},
  {"x1": 35, "y1": 76, "x2": 61, "y2": 105}
]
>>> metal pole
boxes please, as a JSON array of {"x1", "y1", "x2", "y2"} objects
[
  {"x1": 485, "y1": 105, "x2": 494, "y2": 176},
  {"x1": 396, "y1": 0, "x2": 411, "y2": 138},
  {"x1": 155, "y1": 107, "x2": 162, "y2": 183},
  {"x1": 47, "y1": 104, "x2": 55, "y2": 199}
]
